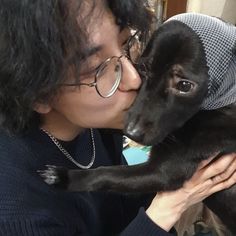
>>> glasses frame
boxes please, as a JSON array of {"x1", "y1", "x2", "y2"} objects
[
  {"x1": 125, "y1": 30, "x2": 143, "y2": 64},
  {"x1": 61, "y1": 30, "x2": 144, "y2": 98},
  {"x1": 62, "y1": 55, "x2": 124, "y2": 98}
]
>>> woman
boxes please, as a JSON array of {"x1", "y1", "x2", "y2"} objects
[{"x1": 0, "y1": 0, "x2": 235, "y2": 235}]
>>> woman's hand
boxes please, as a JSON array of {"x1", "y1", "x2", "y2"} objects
[{"x1": 146, "y1": 152, "x2": 236, "y2": 232}]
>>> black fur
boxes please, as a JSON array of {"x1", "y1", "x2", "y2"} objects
[{"x1": 40, "y1": 21, "x2": 236, "y2": 233}]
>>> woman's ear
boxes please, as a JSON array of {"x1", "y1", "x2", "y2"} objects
[{"x1": 33, "y1": 102, "x2": 52, "y2": 114}]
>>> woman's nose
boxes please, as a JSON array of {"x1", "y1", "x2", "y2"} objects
[{"x1": 118, "y1": 57, "x2": 142, "y2": 91}]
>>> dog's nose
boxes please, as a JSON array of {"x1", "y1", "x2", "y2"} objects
[{"x1": 125, "y1": 122, "x2": 145, "y2": 143}]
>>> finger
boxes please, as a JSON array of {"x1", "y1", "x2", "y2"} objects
[
  {"x1": 210, "y1": 157, "x2": 236, "y2": 184},
  {"x1": 197, "y1": 152, "x2": 220, "y2": 170},
  {"x1": 200, "y1": 153, "x2": 236, "y2": 181},
  {"x1": 186, "y1": 158, "x2": 236, "y2": 198},
  {"x1": 208, "y1": 171, "x2": 236, "y2": 195},
  {"x1": 187, "y1": 153, "x2": 221, "y2": 185}
]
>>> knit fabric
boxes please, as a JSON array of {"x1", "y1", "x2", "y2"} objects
[
  {"x1": 167, "y1": 13, "x2": 236, "y2": 110},
  {"x1": 0, "y1": 128, "x2": 172, "y2": 236}
]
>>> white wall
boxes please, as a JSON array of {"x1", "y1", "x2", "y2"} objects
[{"x1": 187, "y1": 0, "x2": 236, "y2": 24}]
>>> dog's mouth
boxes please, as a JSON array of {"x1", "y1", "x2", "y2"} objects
[
  {"x1": 124, "y1": 120, "x2": 162, "y2": 146},
  {"x1": 124, "y1": 121, "x2": 145, "y2": 144}
]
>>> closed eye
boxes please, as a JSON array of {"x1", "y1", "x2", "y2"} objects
[{"x1": 81, "y1": 32, "x2": 133, "y2": 77}]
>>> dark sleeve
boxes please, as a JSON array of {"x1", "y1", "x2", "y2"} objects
[
  {"x1": 0, "y1": 216, "x2": 80, "y2": 236},
  {"x1": 120, "y1": 208, "x2": 175, "y2": 236},
  {"x1": 0, "y1": 213, "x2": 174, "y2": 236}
]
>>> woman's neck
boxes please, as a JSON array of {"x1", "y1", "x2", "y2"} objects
[{"x1": 40, "y1": 110, "x2": 85, "y2": 141}]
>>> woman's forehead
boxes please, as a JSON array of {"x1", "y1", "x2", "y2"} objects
[
  {"x1": 74, "y1": 0, "x2": 131, "y2": 61},
  {"x1": 83, "y1": 8, "x2": 129, "y2": 51}
]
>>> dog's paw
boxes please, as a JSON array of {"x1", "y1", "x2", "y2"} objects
[{"x1": 37, "y1": 165, "x2": 69, "y2": 189}]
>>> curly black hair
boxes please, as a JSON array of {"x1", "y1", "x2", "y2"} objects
[{"x1": 0, "y1": 0, "x2": 153, "y2": 134}]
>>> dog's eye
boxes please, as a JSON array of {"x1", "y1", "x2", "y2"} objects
[{"x1": 176, "y1": 80, "x2": 194, "y2": 93}]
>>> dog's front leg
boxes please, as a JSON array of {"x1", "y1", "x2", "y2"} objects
[
  {"x1": 39, "y1": 163, "x2": 159, "y2": 192},
  {"x1": 39, "y1": 148, "x2": 199, "y2": 193}
]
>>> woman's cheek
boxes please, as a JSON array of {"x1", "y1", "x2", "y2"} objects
[{"x1": 77, "y1": 100, "x2": 125, "y2": 128}]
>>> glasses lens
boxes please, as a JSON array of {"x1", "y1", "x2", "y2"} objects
[
  {"x1": 96, "y1": 57, "x2": 122, "y2": 97},
  {"x1": 128, "y1": 31, "x2": 146, "y2": 63}
]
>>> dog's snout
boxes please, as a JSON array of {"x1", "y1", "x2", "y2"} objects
[{"x1": 125, "y1": 121, "x2": 145, "y2": 143}]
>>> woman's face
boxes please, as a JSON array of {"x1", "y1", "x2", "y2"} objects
[{"x1": 39, "y1": 2, "x2": 142, "y2": 139}]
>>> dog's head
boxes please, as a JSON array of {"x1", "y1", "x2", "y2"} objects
[{"x1": 124, "y1": 20, "x2": 209, "y2": 145}]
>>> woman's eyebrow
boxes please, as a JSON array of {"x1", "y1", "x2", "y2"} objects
[{"x1": 83, "y1": 45, "x2": 103, "y2": 59}]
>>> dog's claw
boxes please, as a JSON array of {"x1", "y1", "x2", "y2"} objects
[
  {"x1": 37, "y1": 165, "x2": 69, "y2": 189},
  {"x1": 45, "y1": 164, "x2": 58, "y2": 170},
  {"x1": 37, "y1": 167, "x2": 60, "y2": 185}
]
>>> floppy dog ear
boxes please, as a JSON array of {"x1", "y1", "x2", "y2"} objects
[{"x1": 138, "y1": 20, "x2": 208, "y2": 88}]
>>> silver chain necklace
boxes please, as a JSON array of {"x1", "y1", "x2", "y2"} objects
[{"x1": 41, "y1": 128, "x2": 96, "y2": 169}]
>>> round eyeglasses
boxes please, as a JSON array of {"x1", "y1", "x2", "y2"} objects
[{"x1": 61, "y1": 31, "x2": 146, "y2": 98}]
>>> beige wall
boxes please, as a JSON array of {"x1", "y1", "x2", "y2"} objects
[
  {"x1": 187, "y1": 0, "x2": 236, "y2": 24},
  {"x1": 222, "y1": 0, "x2": 236, "y2": 24}
]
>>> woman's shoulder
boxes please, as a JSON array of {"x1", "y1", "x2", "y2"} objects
[
  {"x1": 0, "y1": 129, "x2": 35, "y2": 162},
  {"x1": 0, "y1": 130, "x2": 77, "y2": 218}
]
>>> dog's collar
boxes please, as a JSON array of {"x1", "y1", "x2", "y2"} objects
[{"x1": 167, "y1": 13, "x2": 236, "y2": 110}]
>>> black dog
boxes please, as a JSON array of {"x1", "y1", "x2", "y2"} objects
[{"x1": 40, "y1": 14, "x2": 236, "y2": 233}]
